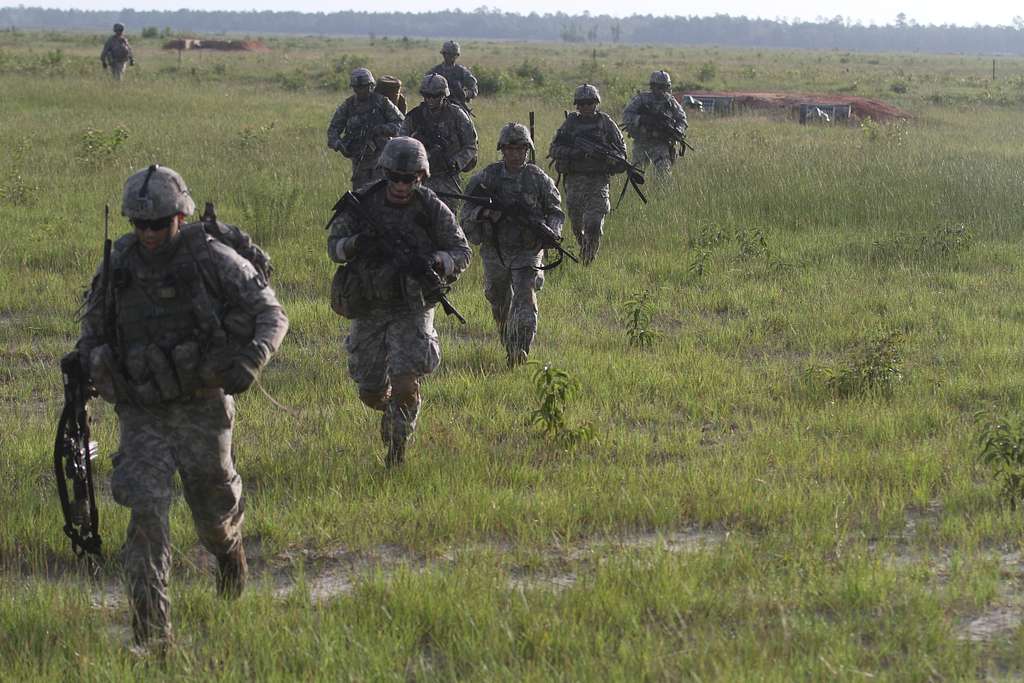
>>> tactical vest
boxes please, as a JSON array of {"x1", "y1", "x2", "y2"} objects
[
  {"x1": 330, "y1": 181, "x2": 437, "y2": 318},
  {"x1": 108, "y1": 37, "x2": 131, "y2": 61},
  {"x1": 556, "y1": 113, "x2": 614, "y2": 175}
]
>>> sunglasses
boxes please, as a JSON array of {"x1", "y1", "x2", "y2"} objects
[
  {"x1": 132, "y1": 217, "x2": 174, "y2": 232},
  {"x1": 386, "y1": 171, "x2": 419, "y2": 185}
]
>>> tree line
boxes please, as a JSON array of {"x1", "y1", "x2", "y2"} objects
[{"x1": 3, "y1": 6, "x2": 1024, "y2": 55}]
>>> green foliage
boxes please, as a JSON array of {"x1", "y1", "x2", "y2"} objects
[
  {"x1": 809, "y1": 330, "x2": 905, "y2": 399},
  {"x1": 687, "y1": 249, "x2": 711, "y2": 278},
  {"x1": 697, "y1": 61, "x2": 717, "y2": 83},
  {"x1": 141, "y1": 27, "x2": 159, "y2": 39},
  {"x1": 75, "y1": 126, "x2": 128, "y2": 164},
  {"x1": 513, "y1": 59, "x2": 545, "y2": 85},
  {"x1": 473, "y1": 65, "x2": 508, "y2": 96},
  {"x1": 622, "y1": 290, "x2": 657, "y2": 349},
  {"x1": 976, "y1": 411, "x2": 1024, "y2": 510},
  {"x1": 0, "y1": 172, "x2": 38, "y2": 207},
  {"x1": 237, "y1": 122, "x2": 275, "y2": 151},
  {"x1": 529, "y1": 362, "x2": 592, "y2": 451},
  {"x1": 891, "y1": 81, "x2": 909, "y2": 94}
]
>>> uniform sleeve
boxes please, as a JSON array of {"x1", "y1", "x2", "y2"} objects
[
  {"x1": 211, "y1": 244, "x2": 288, "y2": 361},
  {"x1": 548, "y1": 120, "x2": 575, "y2": 161},
  {"x1": 537, "y1": 171, "x2": 565, "y2": 237},
  {"x1": 452, "y1": 108, "x2": 478, "y2": 172},
  {"x1": 605, "y1": 116, "x2": 627, "y2": 157},
  {"x1": 326, "y1": 100, "x2": 350, "y2": 154},
  {"x1": 100, "y1": 36, "x2": 113, "y2": 62},
  {"x1": 427, "y1": 196, "x2": 472, "y2": 278},
  {"x1": 459, "y1": 171, "x2": 489, "y2": 244},
  {"x1": 622, "y1": 94, "x2": 643, "y2": 134},
  {"x1": 125, "y1": 39, "x2": 134, "y2": 60},
  {"x1": 460, "y1": 66, "x2": 479, "y2": 100},
  {"x1": 326, "y1": 208, "x2": 358, "y2": 263},
  {"x1": 670, "y1": 97, "x2": 689, "y2": 130},
  {"x1": 380, "y1": 98, "x2": 405, "y2": 136},
  {"x1": 398, "y1": 112, "x2": 416, "y2": 138},
  {"x1": 76, "y1": 262, "x2": 107, "y2": 364}
]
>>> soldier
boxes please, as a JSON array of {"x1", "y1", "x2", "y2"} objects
[
  {"x1": 327, "y1": 68, "x2": 405, "y2": 190},
  {"x1": 548, "y1": 83, "x2": 627, "y2": 265},
  {"x1": 399, "y1": 74, "x2": 478, "y2": 213},
  {"x1": 622, "y1": 70, "x2": 689, "y2": 177},
  {"x1": 376, "y1": 75, "x2": 408, "y2": 114},
  {"x1": 100, "y1": 23, "x2": 134, "y2": 81},
  {"x1": 462, "y1": 123, "x2": 564, "y2": 368},
  {"x1": 427, "y1": 41, "x2": 479, "y2": 115},
  {"x1": 327, "y1": 137, "x2": 471, "y2": 467},
  {"x1": 74, "y1": 165, "x2": 288, "y2": 648}
]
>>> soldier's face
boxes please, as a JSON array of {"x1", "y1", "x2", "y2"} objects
[
  {"x1": 576, "y1": 101, "x2": 598, "y2": 117},
  {"x1": 501, "y1": 144, "x2": 529, "y2": 171},
  {"x1": 442, "y1": 52, "x2": 457, "y2": 65},
  {"x1": 424, "y1": 94, "x2": 443, "y2": 111},
  {"x1": 134, "y1": 215, "x2": 181, "y2": 252},
  {"x1": 385, "y1": 171, "x2": 421, "y2": 204},
  {"x1": 651, "y1": 84, "x2": 670, "y2": 95},
  {"x1": 353, "y1": 84, "x2": 371, "y2": 100}
]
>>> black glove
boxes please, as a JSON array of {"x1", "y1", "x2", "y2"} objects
[
  {"x1": 129, "y1": 58, "x2": 135, "y2": 66},
  {"x1": 221, "y1": 342, "x2": 265, "y2": 395},
  {"x1": 101, "y1": 60, "x2": 108, "y2": 69}
]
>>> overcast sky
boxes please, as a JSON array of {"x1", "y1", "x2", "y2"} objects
[{"x1": 29, "y1": 0, "x2": 1023, "y2": 28}]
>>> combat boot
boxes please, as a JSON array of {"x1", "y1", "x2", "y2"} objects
[
  {"x1": 216, "y1": 544, "x2": 247, "y2": 599},
  {"x1": 507, "y1": 347, "x2": 528, "y2": 369}
]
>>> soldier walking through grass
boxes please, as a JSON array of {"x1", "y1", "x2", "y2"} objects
[
  {"x1": 548, "y1": 83, "x2": 627, "y2": 265},
  {"x1": 100, "y1": 23, "x2": 134, "y2": 81},
  {"x1": 399, "y1": 74, "x2": 478, "y2": 214},
  {"x1": 327, "y1": 137, "x2": 471, "y2": 467},
  {"x1": 73, "y1": 165, "x2": 288, "y2": 648},
  {"x1": 462, "y1": 123, "x2": 564, "y2": 368},
  {"x1": 327, "y1": 68, "x2": 405, "y2": 190},
  {"x1": 622, "y1": 70, "x2": 688, "y2": 177},
  {"x1": 427, "y1": 41, "x2": 479, "y2": 115}
]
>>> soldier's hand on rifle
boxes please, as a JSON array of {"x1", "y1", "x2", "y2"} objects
[
  {"x1": 222, "y1": 342, "x2": 265, "y2": 395},
  {"x1": 432, "y1": 251, "x2": 455, "y2": 278},
  {"x1": 129, "y1": 58, "x2": 135, "y2": 66}
]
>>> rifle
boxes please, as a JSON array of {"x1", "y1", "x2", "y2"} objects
[
  {"x1": 54, "y1": 208, "x2": 110, "y2": 559},
  {"x1": 640, "y1": 107, "x2": 696, "y2": 155},
  {"x1": 200, "y1": 201, "x2": 273, "y2": 281},
  {"x1": 436, "y1": 184, "x2": 578, "y2": 268},
  {"x1": 528, "y1": 111, "x2": 536, "y2": 164},
  {"x1": 411, "y1": 124, "x2": 460, "y2": 179},
  {"x1": 553, "y1": 129, "x2": 648, "y2": 209},
  {"x1": 330, "y1": 189, "x2": 466, "y2": 324}
]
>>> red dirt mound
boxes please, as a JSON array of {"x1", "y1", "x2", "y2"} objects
[
  {"x1": 680, "y1": 90, "x2": 911, "y2": 122},
  {"x1": 162, "y1": 39, "x2": 269, "y2": 52}
]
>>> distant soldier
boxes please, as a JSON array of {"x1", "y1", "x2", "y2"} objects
[
  {"x1": 327, "y1": 137, "x2": 471, "y2": 467},
  {"x1": 427, "y1": 41, "x2": 479, "y2": 115},
  {"x1": 74, "y1": 165, "x2": 288, "y2": 648},
  {"x1": 376, "y1": 75, "x2": 408, "y2": 114},
  {"x1": 462, "y1": 123, "x2": 564, "y2": 368},
  {"x1": 548, "y1": 83, "x2": 627, "y2": 264},
  {"x1": 622, "y1": 70, "x2": 688, "y2": 177},
  {"x1": 399, "y1": 74, "x2": 478, "y2": 213},
  {"x1": 100, "y1": 23, "x2": 134, "y2": 81},
  {"x1": 327, "y1": 68, "x2": 405, "y2": 190}
]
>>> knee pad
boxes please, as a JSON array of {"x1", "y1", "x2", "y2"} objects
[
  {"x1": 390, "y1": 373, "x2": 420, "y2": 408},
  {"x1": 358, "y1": 385, "x2": 391, "y2": 411}
]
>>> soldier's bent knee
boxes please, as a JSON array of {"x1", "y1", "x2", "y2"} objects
[
  {"x1": 358, "y1": 386, "x2": 391, "y2": 410},
  {"x1": 390, "y1": 373, "x2": 420, "y2": 407}
]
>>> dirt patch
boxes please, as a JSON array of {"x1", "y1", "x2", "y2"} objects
[
  {"x1": 162, "y1": 39, "x2": 269, "y2": 52},
  {"x1": 680, "y1": 91, "x2": 911, "y2": 123}
]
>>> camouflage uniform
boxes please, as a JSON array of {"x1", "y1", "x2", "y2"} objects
[
  {"x1": 549, "y1": 109, "x2": 625, "y2": 264},
  {"x1": 77, "y1": 166, "x2": 288, "y2": 645},
  {"x1": 462, "y1": 160, "x2": 563, "y2": 365},
  {"x1": 327, "y1": 90, "x2": 404, "y2": 190},
  {"x1": 399, "y1": 96, "x2": 478, "y2": 213},
  {"x1": 100, "y1": 29, "x2": 133, "y2": 81},
  {"x1": 327, "y1": 172, "x2": 471, "y2": 465},
  {"x1": 622, "y1": 82, "x2": 688, "y2": 177}
]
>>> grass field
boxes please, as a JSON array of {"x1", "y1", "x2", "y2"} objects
[{"x1": 4, "y1": 30, "x2": 1024, "y2": 679}]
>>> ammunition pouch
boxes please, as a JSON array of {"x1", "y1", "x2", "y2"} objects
[
  {"x1": 330, "y1": 259, "x2": 404, "y2": 318},
  {"x1": 330, "y1": 263, "x2": 373, "y2": 318}
]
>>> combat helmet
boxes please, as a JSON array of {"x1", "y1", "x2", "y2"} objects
[
  {"x1": 420, "y1": 73, "x2": 450, "y2": 98},
  {"x1": 113, "y1": 22, "x2": 125, "y2": 33},
  {"x1": 573, "y1": 83, "x2": 601, "y2": 104},
  {"x1": 441, "y1": 40, "x2": 461, "y2": 56},
  {"x1": 496, "y1": 122, "x2": 534, "y2": 150},
  {"x1": 349, "y1": 68, "x2": 375, "y2": 88},
  {"x1": 379, "y1": 137, "x2": 430, "y2": 178},
  {"x1": 649, "y1": 70, "x2": 672, "y2": 88},
  {"x1": 121, "y1": 165, "x2": 195, "y2": 220}
]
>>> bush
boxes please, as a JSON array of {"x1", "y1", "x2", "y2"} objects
[
  {"x1": 697, "y1": 61, "x2": 717, "y2": 83},
  {"x1": 474, "y1": 65, "x2": 509, "y2": 96},
  {"x1": 141, "y1": 27, "x2": 159, "y2": 39}
]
